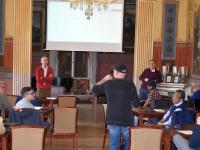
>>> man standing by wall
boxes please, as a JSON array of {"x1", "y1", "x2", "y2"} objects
[
  {"x1": 92, "y1": 64, "x2": 139, "y2": 150},
  {"x1": 36, "y1": 56, "x2": 54, "y2": 98}
]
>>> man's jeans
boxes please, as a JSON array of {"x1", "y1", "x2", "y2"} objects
[
  {"x1": 173, "y1": 134, "x2": 193, "y2": 150},
  {"x1": 108, "y1": 125, "x2": 129, "y2": 150},
  {"x1": 139, "y1": 88, "x2": 148, "y2": 101}
]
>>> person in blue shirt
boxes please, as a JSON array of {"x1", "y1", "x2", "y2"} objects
[
  {"x1": 187, "y1": 82, "x2": 200, "y2": 100},
  {"x1": 173, "y1": 115, "x2": 200, "y2": 150},
  {"x1": 157, "y1": 90, "x2": 186, "y2": 126}
]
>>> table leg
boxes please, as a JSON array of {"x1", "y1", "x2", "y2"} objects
[
  {"x1": 93, "y1": 96, "x2": 97, "y2": 122},
  {"x1": 138, "y1": 114, "x2": 144, "y2": 126},
  {"x1": 1, "y1": 134, "x2": 7, "y2": 150}
]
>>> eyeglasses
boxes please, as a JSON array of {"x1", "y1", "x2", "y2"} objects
[{"x1": 26, "y1": 92, "x2": 34, "y2": 95}]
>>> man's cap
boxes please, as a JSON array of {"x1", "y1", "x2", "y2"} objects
[{"x1": 113, "y1": 64, "x2": 128, "y2": 73}]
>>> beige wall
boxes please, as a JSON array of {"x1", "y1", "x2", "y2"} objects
[{"x1": 5, "y1": 0, "x2": 14, "y2": 38}]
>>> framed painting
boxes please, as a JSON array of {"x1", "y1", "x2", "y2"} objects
[
  {"x1": 0, "y1": 0, "x2": 4, "y2": 54},
  {"x1": 162, "y1": 2, "x2": 178, "y2": 59},
  {"x1": 192, "y1": 10, "x2": 200, "y2": 78}
]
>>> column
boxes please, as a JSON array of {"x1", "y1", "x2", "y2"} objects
[
  {"x1": 13, "y1": 0, "x2": 32, "y2": 95},
  {"x1": 133, "y1": 0, "x2": 156, "y2": 88}
]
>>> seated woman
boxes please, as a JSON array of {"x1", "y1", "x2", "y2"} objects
[
  {"x1": 173, "y1": 115, "x2": 200, "y2": 150},
  {"x1": 142, "y1": 80, "x2": 160, "y2": 124},
  {"x1": 143, "y1": 80, "x2": 160, "y2": 109}
]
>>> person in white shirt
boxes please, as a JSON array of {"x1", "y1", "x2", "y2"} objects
[{"x1": 15, "y1": 87, "x2": 35, "y2": 109}]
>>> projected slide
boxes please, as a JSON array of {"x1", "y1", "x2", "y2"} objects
[{"x1": 46, "y1": 0, "x2": 124, "y2": 52}]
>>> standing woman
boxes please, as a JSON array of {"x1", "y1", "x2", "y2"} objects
[
  {"x1": 36, "y1": 56, "x2": 54, "y2": 98},
  {"x1": 139, "y1": 59, "x2": 162, "y2": 101}
]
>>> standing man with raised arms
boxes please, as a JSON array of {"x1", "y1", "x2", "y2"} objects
[{"x1": 92, "y1": 64, "x2": 140, "y2": 150}]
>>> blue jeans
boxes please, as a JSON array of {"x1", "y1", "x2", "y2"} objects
[
  {"x1": 108, "y1": 125, "x2": 129, "y2": 150},
  {"x1": 139, "y1": 88, "x2": 148, "y2": 101}
]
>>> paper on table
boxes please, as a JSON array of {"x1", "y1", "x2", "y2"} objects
[
  {"x1": 34, "y1": 107, "x2": 42, "y2": 110},
  {"x1": 46, "y1": 97, "x2": 57, "y2": 100},
  {"x1": 153, "y1": 109, "x2": 165, "y2": 113},
  {"x1": 178, "y1": 130, "x2": 193, "y2": 135}
]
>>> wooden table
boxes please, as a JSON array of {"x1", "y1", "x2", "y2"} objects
[
  {"x1": 132, "y1": 108, "x2": 165, "y2": 126},
  {"x1": 162, "y1": 124, "x2": 195, "y2": 150}
]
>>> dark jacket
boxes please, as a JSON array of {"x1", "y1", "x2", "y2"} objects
[
  {"x1": 189, "y1": 125, "x2": 200, "y2": 150},
  {"x1": 139, "y1": 68, "x2": 162, "y2": 89},
  {"x1": 9, "y1": 108, "x2": 42, "y2": 126},
  {"x1": 92, "y1": 79, "x2": 139, "y2": 126}
]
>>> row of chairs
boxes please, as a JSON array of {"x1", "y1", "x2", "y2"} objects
[
  {"x1": 6, "y1": 95, "x2": 77, "y2": 108},
  {"x1": 5, "y1": 95, "x2": 78, "y2": 150}
]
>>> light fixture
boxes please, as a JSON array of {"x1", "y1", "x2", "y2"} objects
[{"x1": 66, "y1": 0, "x2": 115, "y2": 20}]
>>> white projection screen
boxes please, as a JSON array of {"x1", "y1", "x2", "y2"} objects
[{"x1": 46, "y1": 0, "x2": 124, "y2": 52}]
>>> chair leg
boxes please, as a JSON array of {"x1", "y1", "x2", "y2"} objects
[
  {"x1": 75, "y1": 134, "x2": 78, "y2": 150},
  {"x1": 73, "y1": 136, "x2": 75, "y2": 149},
  {"x1": 50, "y1": 135, "x2": 54, "y2": 150},
  {"x1": 102, "y1": 128, "x2": 107, "y2": 149}
]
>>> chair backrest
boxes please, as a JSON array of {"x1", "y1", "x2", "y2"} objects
[
  {"x1": 129, "y1": 127, "x2": 162, "y2": 150},
  {"x1": 58, "y1": 96, "x2": 76, "y2": 108},
  {"x1": 10, "y1": 125, "x2": 46, "y2": 150},
  {"x1": 6, "y1": 95, "x2": 18, "y2": 106},
  {"x1": 53, "y1": 107, "x2": 78, "y2": 133}
]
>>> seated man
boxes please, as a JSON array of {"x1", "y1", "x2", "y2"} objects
[
  {"x1": 187, "y1": 82, "x2": 200, "y2": 100},
  {"x1": 0, "y1": 80, "x2": 12, "y2": 113},
  {"x1": 173, "y1": 115, "x2": 200, "y2": 150},
  {"x1": 16, "y1": 96, "x2": 41, "y2": 106},
  {"x1": 158, "y1": 90, "x2": 186, "y2": 126},
  {"x1": 15, "y1": 87, "x2": 35, "y2": 109}
]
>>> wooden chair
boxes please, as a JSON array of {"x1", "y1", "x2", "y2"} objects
[
  {"x1": 102, "y1": 104, "x2": 108, "y2": 149},
  {"x1": 58, "y1": 96, "x2": 77, "y2": 107},
  {"x1": 50, "y1": 107, "x2": 78, "y2": 150},
  {"x1": 6, "y1": 95, "x2": 18, "y2": 106},
  {"x1": 129, "y1": 126, "x2": 163, "y2": 150},
  {"x1": 10, "y1": 125, "x2": 46, "y2": 150}
]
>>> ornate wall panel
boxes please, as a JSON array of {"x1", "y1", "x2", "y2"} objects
[
  {"x1": 134, "y1": 0, "x2": 155, "y2": 88},
  {"x1": 13, "y1": 0, "x2": 32, "y2": 95}
]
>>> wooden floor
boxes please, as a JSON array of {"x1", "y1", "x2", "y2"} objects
[{"x1": 45, "y1": 104, "x2": 109, "y2": 150}]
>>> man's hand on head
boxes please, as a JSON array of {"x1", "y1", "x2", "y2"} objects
[{"x1": 104, "y1": 74, "x2": 113, "y2": 81}]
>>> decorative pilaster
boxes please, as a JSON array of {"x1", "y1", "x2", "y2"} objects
[
  {"x1": 133, "y1": 0, "x2": 156, "y2": 88},
  {"x1": 13, "y1": 0, "x2": 32, "y2": 94}
]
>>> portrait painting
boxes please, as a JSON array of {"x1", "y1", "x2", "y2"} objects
[{"x1": 192, "y1": 14, "x2": 200, "y2": 78}]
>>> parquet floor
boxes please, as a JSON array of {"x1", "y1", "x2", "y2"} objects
[{"x1": 45, "y1": 104, "x2": 109, "y2": 150}]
